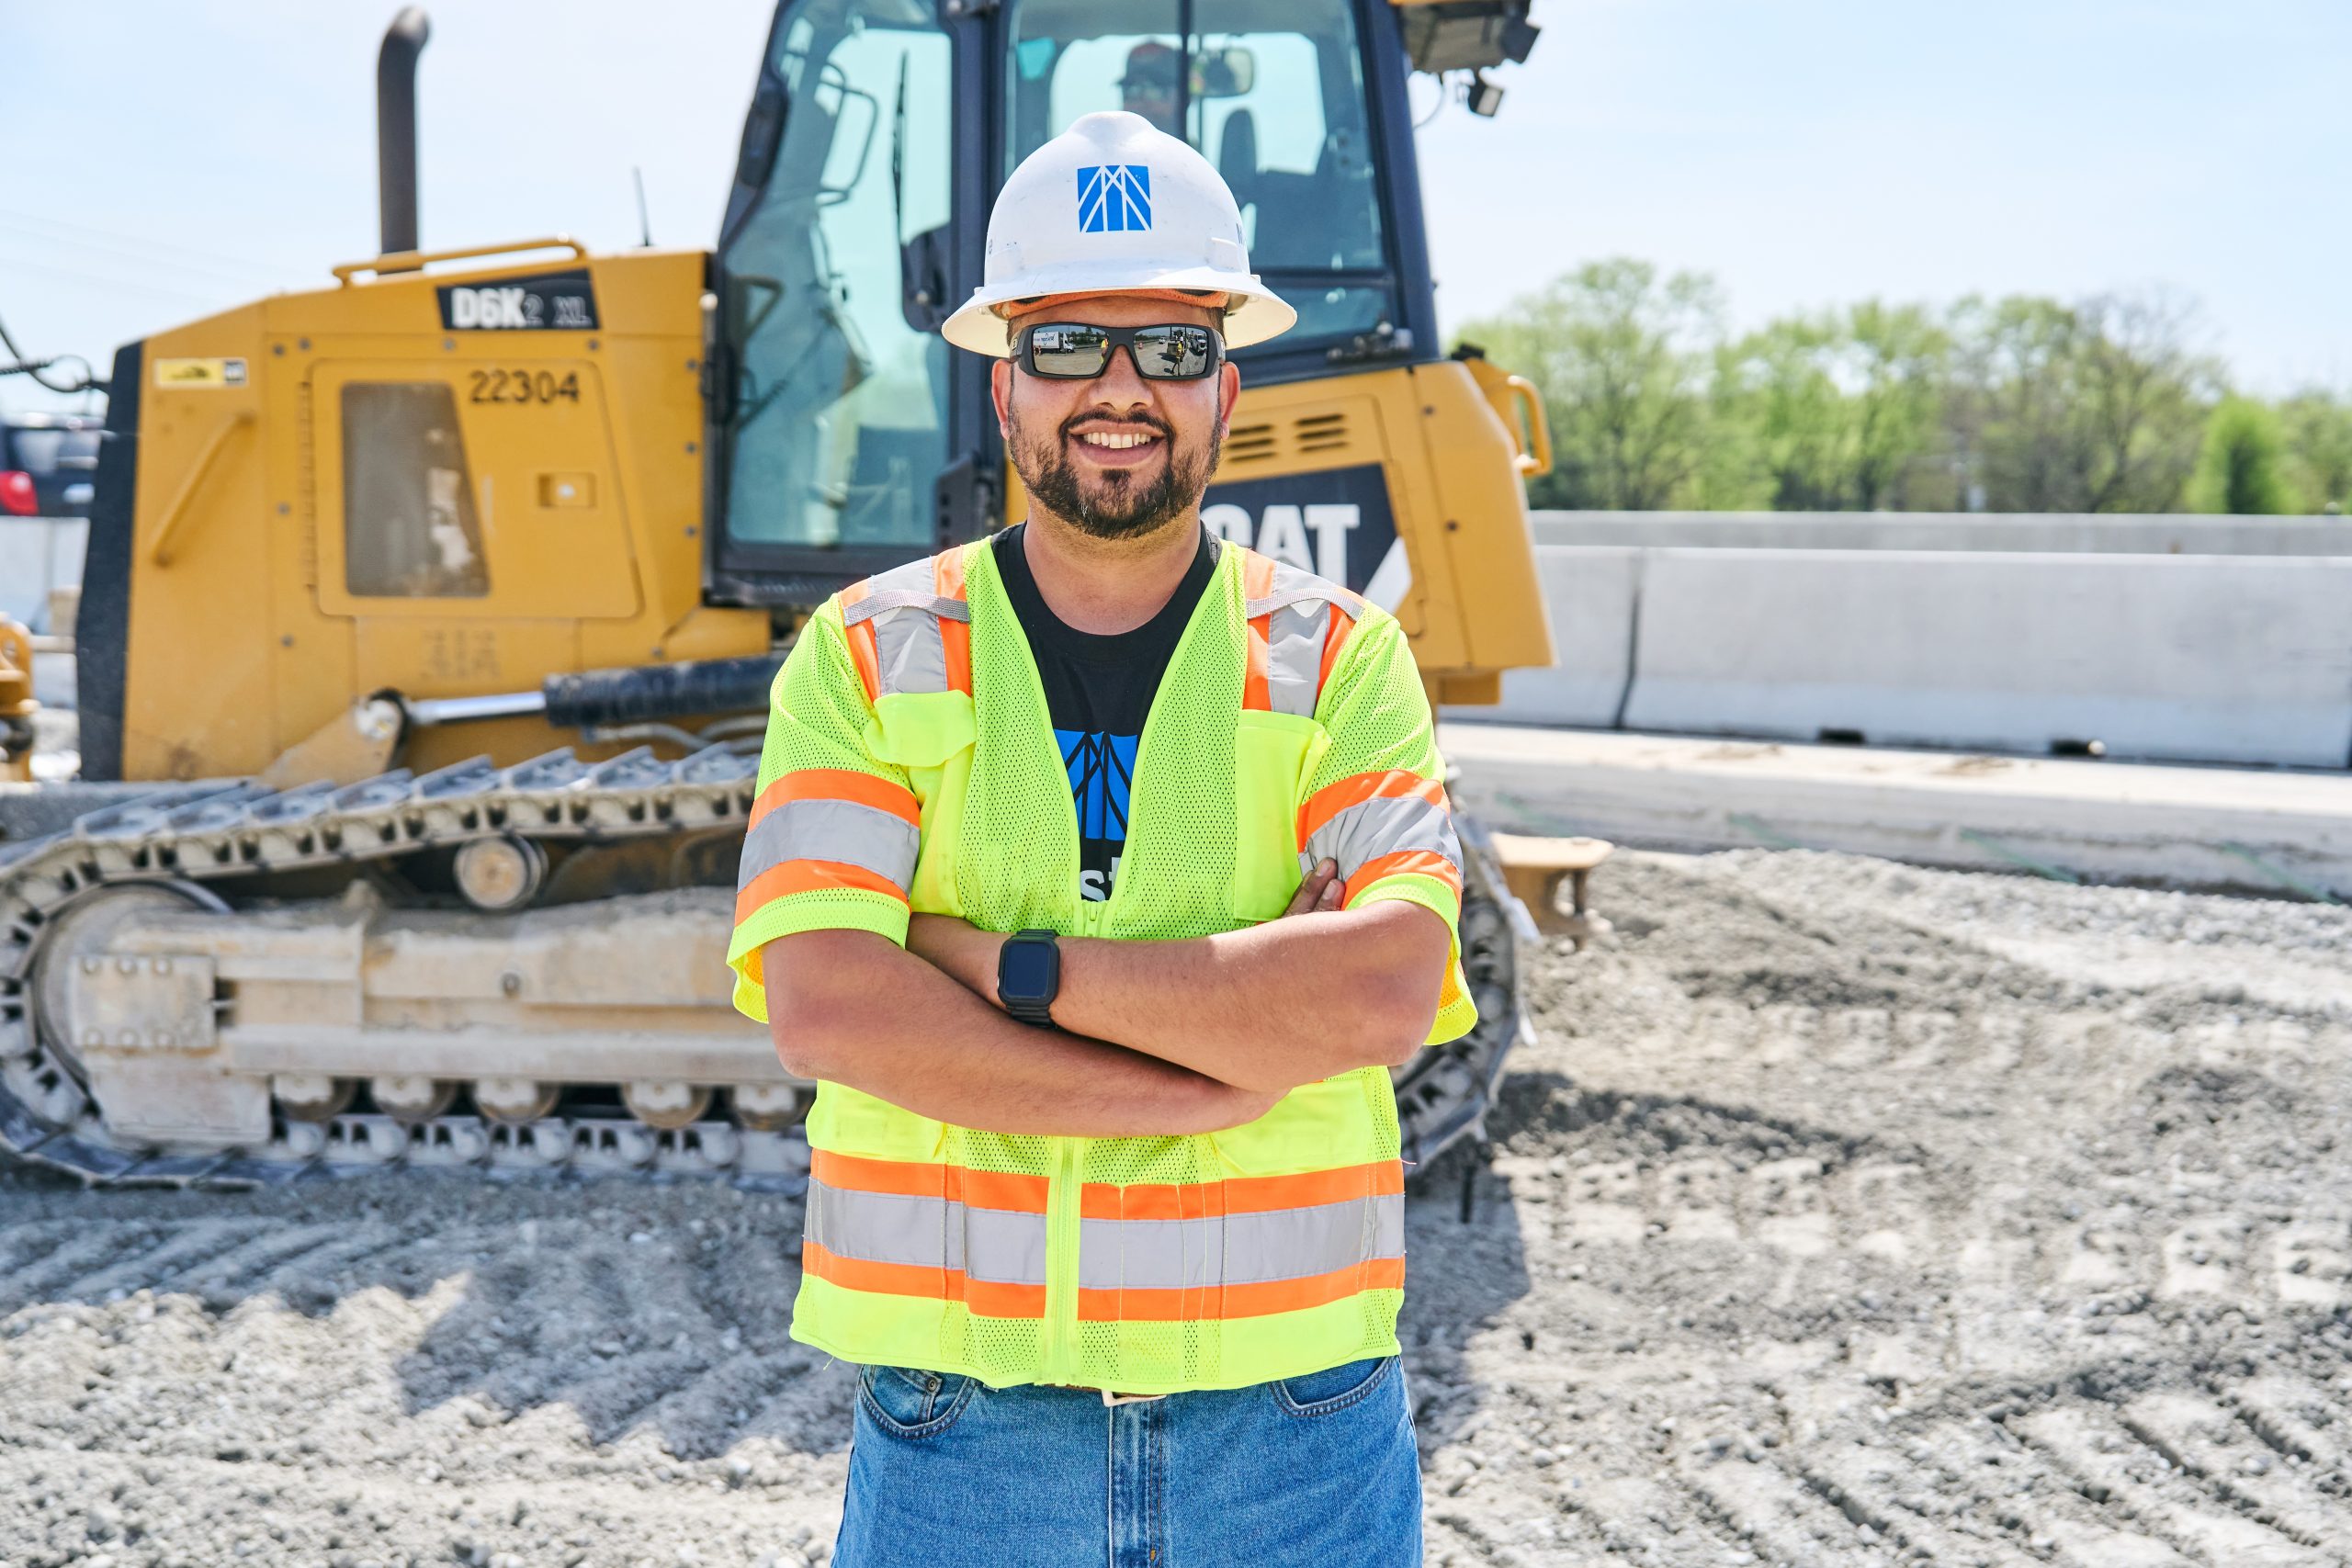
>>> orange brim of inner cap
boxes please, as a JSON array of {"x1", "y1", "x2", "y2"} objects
[{"x1": 997, "y1": 288, "x2": 1231, "y2": 321}]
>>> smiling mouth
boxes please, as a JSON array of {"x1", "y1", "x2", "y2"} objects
[{"x1": 1072, "y1": 430, "x2": 1161, "y2": 450}]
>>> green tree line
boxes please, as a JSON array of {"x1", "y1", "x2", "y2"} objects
[{"x1": 1460, "y1": 259, "x2": 2352, "y2": 514}]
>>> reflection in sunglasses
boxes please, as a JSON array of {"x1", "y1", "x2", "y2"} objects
[{"x1": 1019, "y1": 323, "x2": 1223, "y2": 381}]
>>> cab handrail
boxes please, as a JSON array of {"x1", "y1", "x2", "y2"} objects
[{"x1": 332, "y1": 235, "x2": 590, "y2": 285}]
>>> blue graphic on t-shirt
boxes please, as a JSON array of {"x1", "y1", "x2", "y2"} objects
[{"x1": 1057, "y1": 729, "x2": 1137, "y2": 840}]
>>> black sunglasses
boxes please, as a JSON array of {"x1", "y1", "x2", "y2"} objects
[{"x1": 1013, "y1": 321, "x2": 1226, "y2": 381}]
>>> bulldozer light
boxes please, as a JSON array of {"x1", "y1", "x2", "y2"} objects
[{"x1": 0, "y1": 470, "x2": 37, "y2": 516}]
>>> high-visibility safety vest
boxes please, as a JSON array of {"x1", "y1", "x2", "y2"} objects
[{"x1": 727, "y1": 533, "x2": 1476, "y2": 1395}]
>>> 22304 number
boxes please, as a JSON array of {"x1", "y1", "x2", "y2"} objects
[{"x1": 468, "y1": 368, "x2": 582, "y2": 405}]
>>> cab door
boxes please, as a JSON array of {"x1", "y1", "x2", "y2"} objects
[
  {"x1": 709, "y1": 0, "x2": 976, "y2": 605},
  {"x1": 310, "y1": 353, "x2": 641, "y2": 708}
]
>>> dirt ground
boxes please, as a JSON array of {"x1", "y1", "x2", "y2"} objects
[{"x1": 1, "y1": 847, "x2": 2347, "y2": 1567}]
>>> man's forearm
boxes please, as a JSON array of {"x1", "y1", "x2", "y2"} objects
[
  {"x1": 1049, "y1": 901, "x2": 1452, "y2": 1093},
  {"x1": 760, "y1": 931, "x2": 1276, "y2": 1137}
]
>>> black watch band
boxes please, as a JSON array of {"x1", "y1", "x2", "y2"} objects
[{"x1": 997, "y1": 929, "x2": 1061, "y2": 1028}]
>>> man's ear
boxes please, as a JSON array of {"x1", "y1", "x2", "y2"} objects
[
  {"x1": 990, "y1": 359, "x2": 1013, "y2": 435},
  {"x1": 1216, "y1": 359, "x2": 1240, "y2": 441}
]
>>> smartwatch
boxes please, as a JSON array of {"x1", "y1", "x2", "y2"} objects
[{"x1": 996, "y1": 930, "x2": 1061, "y2": 1028}]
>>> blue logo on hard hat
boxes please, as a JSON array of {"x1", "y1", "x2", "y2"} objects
[{"x1": 1077, "y1": 164, "x2": 1153, "y2": 233}]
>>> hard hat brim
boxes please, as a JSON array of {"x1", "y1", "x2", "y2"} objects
[{"x1": 943, "y1": 267, "x2": 1297, "y2": 357}]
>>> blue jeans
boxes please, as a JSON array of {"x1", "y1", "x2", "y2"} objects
[{"x1": 834, "y1": 1355, "x2": 1422, "y2": 1568}]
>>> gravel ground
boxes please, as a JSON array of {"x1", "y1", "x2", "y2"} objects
[{"x1": 1, "y1": 847, "x2": 2347, "y2": 1566}]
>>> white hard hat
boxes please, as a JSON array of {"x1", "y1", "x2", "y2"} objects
[{"x1": 941, "y1": 110, "x2": 1295, "y2": 357}]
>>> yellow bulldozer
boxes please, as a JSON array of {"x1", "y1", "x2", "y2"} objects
[{"x1": 0, "y1": 0, "x2": 1555, "y2": 1186}]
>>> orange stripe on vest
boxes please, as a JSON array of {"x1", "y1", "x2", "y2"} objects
[
  {"x1": 733, "y1": 859, "x2": 910, "y2": 923},
  {"x1": 1075, "y1": 1257, "x2": 1406, "y2": 1323},
  {"x1": 1076, "y1": 1157, "x2": 1405, "y2": 1221},
  {"x1": 748, "y1": 768, "x2": 922, "y2": 830},
  {"x1": 1343, "y1": 849, "x2": 1462, "y2": 906},
  {"x1": 1295, "y1": 769, "x2": 1448, "y2": 851},
  {"x1": 810, "y1": 1148, "x2": 1053, "y2": 1213},
  {"x1": 802, "y1": 1239, "x2": 1048, "y2": 1318}
]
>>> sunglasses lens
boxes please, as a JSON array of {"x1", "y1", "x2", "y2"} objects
[
  {"x1": 1134, "y1": 325, "x2": 1214, "y2": 378},
  {"x1": 1028, "y1": 324, "x2": 1110, "y2": 378}
]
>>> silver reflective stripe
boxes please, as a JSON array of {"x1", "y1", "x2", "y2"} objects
[
  {"x1": 843, "y1": 555, "x2": 940, "y2": 613},
  {"x1": 1248, "y1": 561, "x2": 1361, "y2": 718},
  {"x1": 737, "y1": 798, "x2": 920, "y2": 895},
  {"x1": 1075, "y1": 1193, "x2": 1405, "y2": 1291},
  {"x1": 842, "y1": 589, "x2": 971, "y2": 625},
  {"x1": 805, "y1": 1179, "x2": 1050, "y2": 1284},
  {"x1": 1261, "y1": 599, "x2": 1332, "y2": 717},
  {"x1": 869, "y1": 607, "x2": 950, "y2": 697},
  {"x1": 843, "y1": 556, "x2": 966, "y2": 699},
  {"x1": 1243, "y1": 580, "x2": 1363, "y2": 622},
  {"x1": 1301, "y1": 794, "x2": 1459, "y2": 883},
  {"x1": 964, "y1": 1205, "x2": 1050, "y2": 1285}
]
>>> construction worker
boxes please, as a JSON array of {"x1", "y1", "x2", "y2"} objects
[
  {"x1": 729, "y1": 110, "x2": 1475, "y2": 1567},
  {"x1": 1118, "y1": 40, "x2": 1184, "y2": 136}
]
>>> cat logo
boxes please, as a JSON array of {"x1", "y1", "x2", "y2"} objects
[{"x1": 1199, "y1": 464, "x2": 1410, "y2": 609}]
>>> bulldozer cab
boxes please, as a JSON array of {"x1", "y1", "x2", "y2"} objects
[{"x1": 706, "y1": 0, "x2": 1437, "y2": 606}]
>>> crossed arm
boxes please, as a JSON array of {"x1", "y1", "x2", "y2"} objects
[{"x1": 758, "y1": 859, "x2": 1453, "y2": 1138}]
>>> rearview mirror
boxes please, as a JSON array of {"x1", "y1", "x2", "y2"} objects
[{"x1": 1193, "y1": 46, "x2": 1255, "y2": 98}]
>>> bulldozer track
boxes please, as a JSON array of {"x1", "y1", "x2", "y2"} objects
[
  {"x1": 0, "y1": 745, "x2": 792, "y2": 1190},
  {"x1": 0, "y1": 748, "x2": 1521, "y2": 1190}
]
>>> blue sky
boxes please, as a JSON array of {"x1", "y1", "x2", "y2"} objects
[{"x1": 3, "y1": 0, "x2": 2346, "y2": 415}]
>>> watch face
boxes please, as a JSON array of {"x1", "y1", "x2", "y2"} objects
[{"x1": 1001, "y1": 940, "x2": 1057, "y2": 1002}]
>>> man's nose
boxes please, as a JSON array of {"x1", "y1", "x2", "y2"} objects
[{"x1": 1089, "y1": 345, "x2": 1155, "y2": 408}]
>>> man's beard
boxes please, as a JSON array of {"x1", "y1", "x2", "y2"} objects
[{"x1": 1010, "y1": 400, "x2": 1223, "y2": 542}]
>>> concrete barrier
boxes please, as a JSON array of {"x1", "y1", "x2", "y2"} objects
[
  {"x1": 1467, "y1": 545, "x2": 1637, "y2": 728},
  {"x1": 1446, "y1": 545, "x2": 2352, "y2": 769},
  {"x1": 1618, "y1": 550, "x2": 2352, "y2": 767},
  {"x1": 1534, "y1": 510, "x2": 2352, "y2": 556}
]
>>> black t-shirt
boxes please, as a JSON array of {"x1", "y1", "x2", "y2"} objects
[{"x1": 994, "y1": 524, "x2": 1219, "y2": 901}]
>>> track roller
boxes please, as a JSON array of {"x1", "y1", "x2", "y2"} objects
[
  {"x1": 623, "y1": 1080, "x2": 712, "y2": 1130},
  {"x1": 370, "y1": 1074, "x2": 458, "y2": 1123}
]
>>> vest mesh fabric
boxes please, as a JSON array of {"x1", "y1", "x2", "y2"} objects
[
  {"x1": 730, "y1": 539, "x2": 1471, "y2": 1393},
  {"x1": 725, "y1": 599, "x2": 918, "y2": 1018}
]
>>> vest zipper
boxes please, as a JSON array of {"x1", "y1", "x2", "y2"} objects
[{"x1": 1043, "y1": 1134, "x2": 1086, "y2": 1380}]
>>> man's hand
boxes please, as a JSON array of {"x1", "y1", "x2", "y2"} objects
[{"x1": 1284, "y1": 857, "x2": 1345, "y2": 918}]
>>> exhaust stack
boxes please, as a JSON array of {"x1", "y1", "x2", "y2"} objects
[{"x1": 377, "y1": 6, "x2": 431, "y2": 262}]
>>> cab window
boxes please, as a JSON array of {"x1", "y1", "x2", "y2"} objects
[
  {"x1": 342, "y1": 383, "x2": 490, "y2": 598},
  {"x1": 1005, "y1": 0, "x2": 1396, "y2": 350},
  {"x1": 718, "y1": 0, "x2": 953, "y2": 555}
]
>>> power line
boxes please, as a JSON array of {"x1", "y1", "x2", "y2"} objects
[
  {"x1": 0, "y1": 251, "x2": 223, "y2": 309},
  {"x1": 0, "y1": 207, "x2": 300, "y2": 277},
  {"x1": 0, "y1": 224, "x2": 300, "y2": 293}
]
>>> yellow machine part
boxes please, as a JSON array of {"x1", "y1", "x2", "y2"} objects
[
  {"x1": 0, "y1": 617, "x2": 34, "y2": 784},
  {"x1": 121, "y1": 241, "x2": 1550, "y2": 783},
  {"x1": 118, "y1": 243, "x2": 770, "y2": 781}
]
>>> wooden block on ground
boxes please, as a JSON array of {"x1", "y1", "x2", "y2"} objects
[{"x1": 1488, "y1": 832, "x2": 1614, "y2": 947}]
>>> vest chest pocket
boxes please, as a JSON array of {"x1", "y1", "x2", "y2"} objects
[
  {"x1": 865, "y1": 692, "x2": 976, "y2": 918},
  {"x1": 1230, "y1": 710, "x2": 1328, "y2": 922}
]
